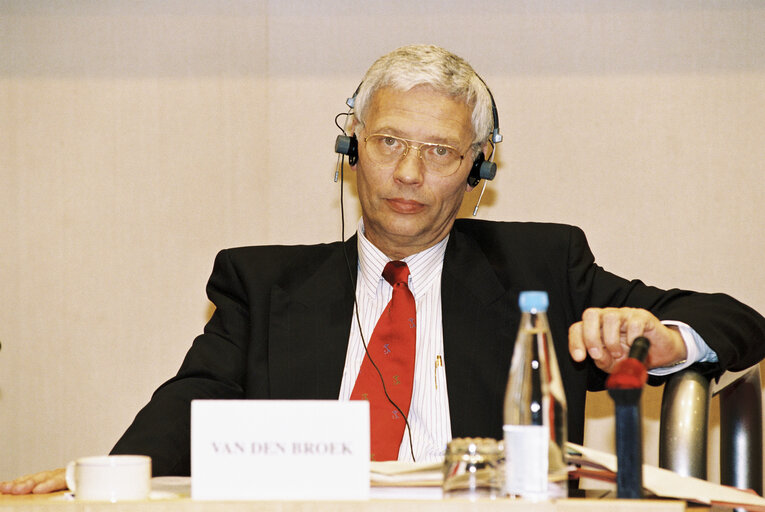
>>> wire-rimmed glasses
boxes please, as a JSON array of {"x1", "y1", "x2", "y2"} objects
[{"x1": 362, "y1": 133, "x2": 469, "y2": 176}]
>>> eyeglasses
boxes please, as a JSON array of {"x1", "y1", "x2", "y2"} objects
[{"x1": 362, "y1": 133, "x2": 469, "y2": 176}]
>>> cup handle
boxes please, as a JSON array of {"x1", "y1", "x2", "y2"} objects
[{"x1": 65, "y1": 461, "x2": 77, "y2": 492}]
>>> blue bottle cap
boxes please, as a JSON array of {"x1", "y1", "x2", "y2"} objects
[{"x1": 519, "y1": 291, "x2": 549, "y2": 313}]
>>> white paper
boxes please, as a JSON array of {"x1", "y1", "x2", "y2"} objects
[{"x1": 370, "y1": 460, "x2": 443, "y2": 485}]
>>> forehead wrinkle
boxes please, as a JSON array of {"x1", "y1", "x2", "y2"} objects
[{"x1": 364, "y1": 86, "x2": 473, "y2": 149}]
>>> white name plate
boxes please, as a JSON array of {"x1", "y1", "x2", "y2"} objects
[{"x1": 191, "y1": 400, "x2": 370, "y2": 500}]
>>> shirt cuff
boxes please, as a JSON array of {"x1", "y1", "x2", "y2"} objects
[{"x1": 647, "y1": 321, "x2": 719, "y2": 376}]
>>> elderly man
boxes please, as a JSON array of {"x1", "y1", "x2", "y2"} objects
[{"x1": 3, "y1": 44, "x2": 764, "y2": 494}]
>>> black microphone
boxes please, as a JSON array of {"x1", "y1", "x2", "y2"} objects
[{"x1": 607, "y1": 336, "x2": 651, "y2": 499}]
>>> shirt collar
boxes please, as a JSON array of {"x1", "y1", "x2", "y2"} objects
[{"x1": 356, "y1": 218, "x2": 449, "y2": 298}]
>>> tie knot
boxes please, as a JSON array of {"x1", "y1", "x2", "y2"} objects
[{"x1": 382, "y1": 260, "x2": 410, "y2": 287}]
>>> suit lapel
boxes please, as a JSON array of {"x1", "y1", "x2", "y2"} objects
[
  {"x1": 267, "y1": 237, "x2": 358, "y2": 400},
  {"x1": 441, "y1": 227, "x2": 519, "y2": 439},
  {"x1": 265, "y1": 227, "x2": 520, "y2": 439}
]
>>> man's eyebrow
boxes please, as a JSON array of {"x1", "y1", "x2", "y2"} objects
[{"x1": 368, "y1": 127, "x2": 462, "y2": 147}]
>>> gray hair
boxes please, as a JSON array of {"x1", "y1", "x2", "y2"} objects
[{"x1": 352, "y1": 44, "x2": 494, "y2": 149}]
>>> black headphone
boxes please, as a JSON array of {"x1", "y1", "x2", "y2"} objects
[{"x1": 334, "y1": 81, "x2": 502, "y2": 187}]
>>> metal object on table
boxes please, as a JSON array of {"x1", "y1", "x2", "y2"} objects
[{"x1": 660, "y1": 364, "x2": 762, "y2": 495}]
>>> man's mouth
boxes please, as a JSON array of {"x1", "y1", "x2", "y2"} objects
[{"x1": 386, "y1": 198, "x2": 425, "y2": 214}]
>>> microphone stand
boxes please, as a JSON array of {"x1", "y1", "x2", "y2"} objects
[{"x1": 606, "y1": 336, "x2": 651, "y2": 499}]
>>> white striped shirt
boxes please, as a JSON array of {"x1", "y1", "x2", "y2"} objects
[{"x1": 337, "y1": 220, "x2": 451, "y2": 462}]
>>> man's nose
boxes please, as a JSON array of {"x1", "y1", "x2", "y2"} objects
[{"x1": 393, "y1": 146, "x2": 425, "y2": 184}]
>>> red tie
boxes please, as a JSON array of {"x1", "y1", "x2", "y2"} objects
[{"x1": 351, "y1": 261, "x2": 416, "y2": 461}]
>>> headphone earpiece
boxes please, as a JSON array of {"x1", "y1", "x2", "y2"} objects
[
  {"x1": 468, "y1": 152, "x2": 497, "y2": 187},
  {"x1": 334, "y1": 134, "x2": 358, "y2": 165}
]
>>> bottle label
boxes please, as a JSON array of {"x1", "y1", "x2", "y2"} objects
[{"x1": 503, "y1": 424, "x2": 549, "y2": 497}]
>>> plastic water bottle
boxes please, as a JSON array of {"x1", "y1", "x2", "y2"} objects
[{"x1": 503, "y1": 291, "x2": 568, "y2": 500}]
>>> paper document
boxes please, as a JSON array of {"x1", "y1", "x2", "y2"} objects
[
  {"x1": 569, "y1": 442, "x2": 765, "y2": 509},
  {"x1": 370, "y1": 460, "x2": 443, "y2": 486}
]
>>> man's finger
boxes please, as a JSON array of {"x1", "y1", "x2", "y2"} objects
[
  {"x1": 0, "y1": 478, "x2": 35, "y2": 495},
  {"x1": 626, "y1": 311, "x2": 651, "y2": 347},
  {"x1": 601, "y1": 309, "x2": 625, "y2": 359},
  {"x1": 568, "y1": 322, "x2": 586, "y2": 362},
  {"x1": 581, "y1": 308, "x2": 604, "y2": 360},
  {"x1": 32, "y1": 472, "x2": 67, "y2": 494},
  {"x1": 0, "y1": 469, "x2": 67, "y2": 495}
]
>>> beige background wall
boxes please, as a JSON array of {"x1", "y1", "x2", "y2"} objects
[{"x1": 1, "y1": 0, "x2": 763, "y2": 487}]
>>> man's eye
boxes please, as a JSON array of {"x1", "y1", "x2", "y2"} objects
[
  {"x1": 427, "y1": 145, "x2": 454, "y2": 159},
  {"x1": 383, "y1": 137, "x2": 397, "y2": 146}
]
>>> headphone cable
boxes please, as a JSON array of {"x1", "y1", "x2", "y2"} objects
[{"x1": 338, "y1": 153, "x2": 417, "y2": 463}]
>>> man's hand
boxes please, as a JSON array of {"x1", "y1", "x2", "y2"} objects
[
  {"x1": 0, "y1": 468, "x2": 66, "y2": 495},
  {"x1": 568, "y1": 307, "x2": 687, "y2": 373}
]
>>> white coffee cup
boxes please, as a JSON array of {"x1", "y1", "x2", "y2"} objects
[{"x1": 66, "y1": 455, "x2": 151, "y2": 501}]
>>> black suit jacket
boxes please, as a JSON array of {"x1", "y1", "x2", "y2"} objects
[{"x1": 112, "y1": 220, "x2": 765, "y2": 476}]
